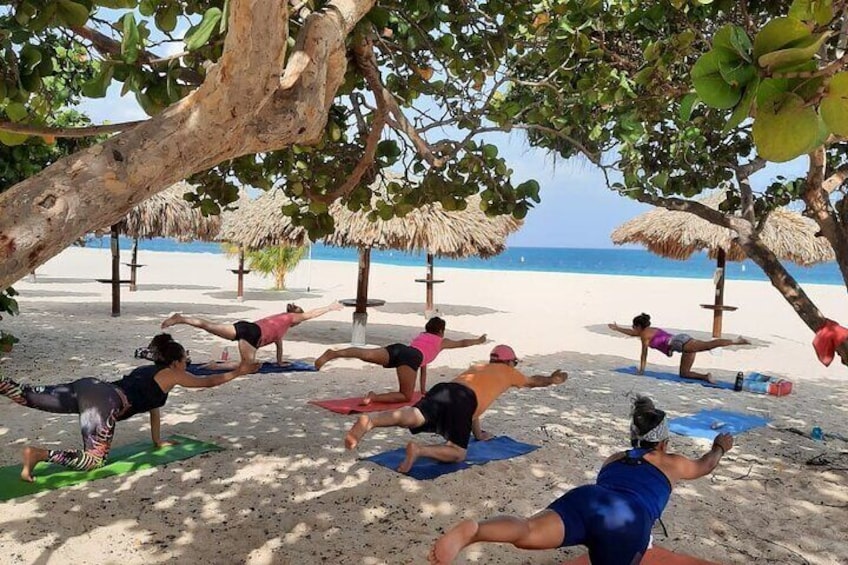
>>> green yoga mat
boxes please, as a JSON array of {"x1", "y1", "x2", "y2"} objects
[{"x1": 0, "y1": 435, "x2": 223, "y2": 501}]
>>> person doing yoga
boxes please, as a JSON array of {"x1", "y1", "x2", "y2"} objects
[
  {"x1": 315, "y1": 316, "x2": 487, "y2": 404},
  {"x1": 430, "y1": 395, "x2": 734, "y2": 564},
  {"x1": 609, "y1": 313, "x2": 749, "y2": 382},
  {"x1": 0, "y1": 334, "x2": 258, "y2": 482},
  {"x1": 161, "y1": 301, "x2": 342, "y2": 368},
  {"x1": 344, "y1": 345, "x2": 567, "y2": 473}
]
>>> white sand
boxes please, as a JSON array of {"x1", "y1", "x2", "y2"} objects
[{"x1": 1, "y1": 246, "x2": 846, "y2": 564}]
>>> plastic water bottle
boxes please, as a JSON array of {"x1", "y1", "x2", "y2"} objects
[
  {"x1": 734, "y1": 372, "x2": 744, "y2": 392},
  {"x1": 221, "y1": 347, "x2": 230, "y2": 362},
  {"x1": 811, "y1": 426, "x2": 824, "y2": 441}
]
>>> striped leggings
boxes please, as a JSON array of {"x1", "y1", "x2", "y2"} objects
[{"x1": 0, "y1": 375, "x2": 123, "y2": 471}]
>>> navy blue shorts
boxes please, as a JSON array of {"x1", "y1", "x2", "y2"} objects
[
  {"x1": 234, "y1": 321, "x2": 261, "y2": 349},
  {"x1": 383, "y1": 343, "x2": 424, "y2": 371},
  {"x1": 547, "y1": 485, "x2": 652, "y2": 565}
]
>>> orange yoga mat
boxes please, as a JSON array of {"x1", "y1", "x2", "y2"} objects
[{"x1": 562, "y1": 546, "x2": 722, "y2": 565}]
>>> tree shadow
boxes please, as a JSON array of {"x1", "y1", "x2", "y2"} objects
[
  {"x1": 132, "y1": 284, "x2": 219, "y2": 291},
  {"x1": 19, "y1": 277, "x2": 93, "y2": 285},
  {"x1": 15, "y1": 290, "x2": 99, "y2": 298},
  {"x1": 203, "y1": 289, "x2": 322, "y2": 302}
]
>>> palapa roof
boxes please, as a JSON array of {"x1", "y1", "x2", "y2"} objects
[
  {"x1": 217, "y1": 189, "x2": 310, "y2": 249},
  {"x1": 610, "y1": 192, "x2": 834, "y2": 266},
  {"x1": 325, "y1": 176, "x2": 523, "y2": 259},
  {"x1": 115, "y1": 181, "x2": 220, "y2": 241}
]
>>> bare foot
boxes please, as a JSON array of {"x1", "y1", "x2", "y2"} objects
[
  {"x1": 397, "y1": 441, "x2": 420, "y2": 473},
  {"x1": 430, "y1": 519, "x2": 479, "y2": 564},
  {"x1": 20, "y1": 446, "x2": 45, "y2": 483},
  {"x1": 161, "y1": 313, "x2": 184, "y2": 329},
  {"x1": 314, "y1": 349, "x2": 334, "y2": 370},
  {"x1": 704, "y1": 373, "x2": 716, "y2": 384},
  {"x1": 359, "y1": 392, "x2": 375, "y2": 406},
  {"x1": 734, "y1": 336, "x2": 750, "y2": 346},
  {"x1": 345, "y1": 415, "x2": 372, "y2": 450}
]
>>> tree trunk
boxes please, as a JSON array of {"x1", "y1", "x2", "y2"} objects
[
  {"x1": 275, "y1": 268, "x2": 285, "y2": 290},
  {"x1": 0, "y1": 0, "x2": 374, "y2": 289}
]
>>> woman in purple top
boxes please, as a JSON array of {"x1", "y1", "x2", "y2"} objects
[
  {"x1": 609, "y1": 313, "x2": 749, "y2": 382},
  {"x1": 161, "y1": 302, "x2": 343, "y2": 368},
  {"x1": 315, "y1": 317, "x2": 487, "y2": 405}
]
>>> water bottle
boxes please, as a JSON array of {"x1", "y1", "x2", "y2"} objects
[
  {"x1": 811, "y1": 426, "x2": 824, "y2": 441},
  {"x1": 734, "y1": 371, "x2": 744, "y2": 392}
]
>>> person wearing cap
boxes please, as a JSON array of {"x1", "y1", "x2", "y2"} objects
[
  {"x1": 344, "y1": 344, "x2": 567, "y2": 473},
  {"x1": 429, "y1": 395, "x2": 733, "y2": 565}
]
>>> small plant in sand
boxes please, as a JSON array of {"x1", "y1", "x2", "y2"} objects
[
  {"x1": 223, "y1": 244, "x2": 306, "y2": 290},
  {"x1": 0, "y1": 331, "x2": 19, "y2": 353}
]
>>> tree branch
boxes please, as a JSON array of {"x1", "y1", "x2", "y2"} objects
[
  {"x1": 823, "y1": 163, "x2": 848, "y2": 193},
  {"x1": 0, "y1": 120, "x2": 144, "y2": 138},
  {"x1": 803, "y1": 147, "x2": 848, "y2": 286}
]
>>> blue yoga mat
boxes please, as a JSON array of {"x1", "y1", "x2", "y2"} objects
[
  {"x1": 669, "y1": 409, "x2": 770, "y2": 440},
  {"x1": 365, "y1": 436, "x2": 539, "y2": 480},
  {"x1": 187, "y1": 360, "x2": 316, "y2": 376},
  {"x1": 614, "y1": 366, "x2": 735, "y2": 390}
]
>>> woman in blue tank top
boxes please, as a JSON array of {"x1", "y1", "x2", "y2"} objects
[
  {"x1": 0, "y1": 333, "x2": 258, "y2": 482},
  {"x1": 430, "y1": 396, "x2": 733, "y2": 565}
]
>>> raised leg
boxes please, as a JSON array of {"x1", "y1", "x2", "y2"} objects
[
  {"x1": 430, "y1": 510, "x2": 565, "y2": 564},
  {"x1": 315, "y1": 346, "x2": 390, "y2": 370},
  {"x1": 0, "y1": 374, "x2": 80, "y2": 413},
  {"x1": 161, "y1": 314, "x2": 237, "y2": 340},
  {"x1": 683, "y1": 337, "x2": 749, "y2": 353}
]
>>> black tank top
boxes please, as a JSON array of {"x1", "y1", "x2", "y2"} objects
[{"x1": 111, "y1": 365, "x2": 169, "y2": 420}]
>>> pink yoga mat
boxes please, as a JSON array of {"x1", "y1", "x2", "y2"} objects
[
  {"x1": 309, "y1": 392, "x2": 423, "y2": 415},
  {"x1": 562, "y1": 546, "x2": 722, "y2": 565}
]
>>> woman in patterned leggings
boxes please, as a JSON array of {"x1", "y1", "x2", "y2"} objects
[{"x1": 0, "y1": 334, "x2": 258, "y2": 482}]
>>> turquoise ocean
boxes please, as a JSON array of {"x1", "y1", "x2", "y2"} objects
[{"x1": 85, "y1": 236, "x2": 845, "y2": 286}]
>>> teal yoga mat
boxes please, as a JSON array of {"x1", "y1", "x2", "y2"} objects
[{"x1": 0, "y1": 435, "x2": 223, "y2": 501}]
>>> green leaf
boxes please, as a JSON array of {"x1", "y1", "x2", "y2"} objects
[
  {"x1": 691, "y1": 50, "x2": 743, "y2": 109},
  {"x1": 0, "y1": 129, "x2": 30, "y2": 146},
  {"x1": 753, "y1": 17, "x2": 811, "y2": 60},
  {"x1": 220, "y1": 0, "x2": 230, "y2": 34},
  {"x1": 81, "y1": 64, "x2": 114, "y2": 98},
  {"x1": 679, "y1": 93, "x2": 700, "y2": 120},
  {"x1": 185, "y1": 8, "x2": 223, "y2": 51},
  {"x1": 139, "y1": 0, "x2": 157, "y2": 16},
  {"x1": 20, "y1": 44, "x2": 42, "y2": 72},
  {"x1": 56, "y1": 0, "x2": 90, "y2": 27},
  {"x1": 820, "y1": 72, "x2": 848, "y2": 136},
  {"x1": 155, "y1": 3, "x2": 179, "y2": 33},
  {"x1": 5, "y1": 102, "x2": 28, "y2": 122},
  {"x1": 121, "y1": 13, "x2": 141, "y2": 64},
  {"x1": 723, "y1": 77, "x2": 758, "y2": 133},
  {"x1": 713, "y1": 25, "x2": 751, "y2": 62},
  {"x1": 757, "y1": 31, "x2": 830, "y2": 71},
  {"x1": 482, "y1": 144, "x2": 498, "y2": 159},
  {"x1": 753, "y1": 92, "x2": 819, "y2": 162},
  {"x1": 716, "y1": 48, "x2": 756, "y2": 87}
]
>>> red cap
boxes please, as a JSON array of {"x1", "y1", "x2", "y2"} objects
[
  {"x1": 813, "y1": 319, "x2": 848, "y2": 366},
  {"x1": 490, "y1": 344, "x2": 517, "y2": 362}
]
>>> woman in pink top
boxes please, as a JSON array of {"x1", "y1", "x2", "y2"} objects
[
  {"x1": 161, "y1": 301, "x2": 342, "y2": 368},
  {"x1": 315, "y1": 317, "x2": 487, "y2": 405},
  {"x1": 609, "y1": 313, "x2": 748, "y2": 382}
]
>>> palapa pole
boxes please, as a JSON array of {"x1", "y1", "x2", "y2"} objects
[
  {"x1": 237, "y1": 246, "x2": 246, "y2": 301},
  {"x1": 351, "y1": 247, "x2": 371, "y2": 345},
  {"x1": 425, "y1": 253, "x2": 435, "y2": 312},
  {"x1": 129, "y1": 237, "x2": 139, "y2": 292},
  {"x1": 712, "y1": 248, "x2": 727, "y2": 338},
  {"x1": 110, "y1": 224, "x2": 121, "y2": 317}
]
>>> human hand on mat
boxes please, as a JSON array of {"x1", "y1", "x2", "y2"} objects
[
  {"x1": 551, "y1": 369, "x2": 568, "y2": 384},
  {"x1": 476, "y1": 334, "x2": 488, "y2": 344},
  {"x1": 475, "y1": 430, "x2": 494, "y2": 441},
  {"x1": 712, "y1": 433, "x2": 733, "y2": 455}
]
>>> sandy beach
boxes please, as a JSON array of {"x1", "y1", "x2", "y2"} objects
[{"x1": 1, "y1": 246, "x2": 846, "y2": 564}]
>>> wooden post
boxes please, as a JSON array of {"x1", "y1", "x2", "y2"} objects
[
  {"x1": 355, "y1": 247, "x2": 371, "y2": 314},
  {"x1": 712, "y1": 248, "x2": 726, "y2": 338},
  {"x1": 237, "y1": 246, "x2": 246, "y2": 301},
  {"x1": 425, "y1": 253, "x2": 435, "y2": 312},
  {"x1": 129, "y1": 237, "x2": 139, "y2": 292},
  {"x1": 110, "y1": 224, "x2": 121, "y2": 317}
]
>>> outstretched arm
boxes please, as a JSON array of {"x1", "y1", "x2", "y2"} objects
[
  {"x1": 293, "y1": 301, "x2": 343, "y2": 323},
  {"x1": 665, "y1": 433, "x2": 733, "y2": 482},
  {"x1": 275, "y1": 339, "x2": 285, "y2": 364},
  {"x1": 608, "y1": 322, "x2": 639, "y2": 337},
  {"x1": 525, "y1": 369, "x2": 568, "y2": 388},
  {"x1": 162, "y1": 362, "x2": 261, "y2": 390},
  {"x1": 441, "y1": 333, "x2": 487, "y2": 350}
]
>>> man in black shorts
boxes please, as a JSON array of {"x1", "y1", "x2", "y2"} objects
[{"x1": 344, "y1": 345, "x2": 567, "y2": 473}]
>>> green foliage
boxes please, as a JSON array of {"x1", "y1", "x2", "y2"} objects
[
  {"x1": 0, "y1": 286, "x2": 19, "y2": 349},
  {"x1": 223, "y1": 244, "x2": 306, "y2": 290}
]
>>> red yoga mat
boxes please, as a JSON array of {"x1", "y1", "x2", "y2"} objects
[
  {"x1": 562, "y1": 546, "x2": 722, "y2": 565},
  {"x1": 309, "y1": 392, "x2": 423, "y2": 415}
]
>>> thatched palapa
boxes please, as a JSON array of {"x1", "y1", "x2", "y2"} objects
[{"x1": 611, "y1": 191, "x2": 834, "y2": 336}]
